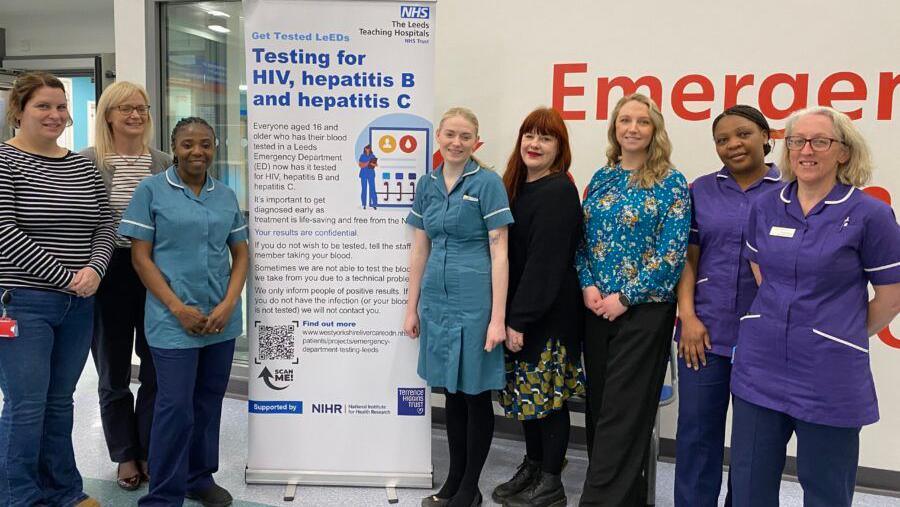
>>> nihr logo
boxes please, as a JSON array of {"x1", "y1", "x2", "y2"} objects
[
  {"x1": 400, "y1": 5, "x2": 430, "y2": 18},
  {"x1": 311, "y1": 403, "x2": 343, "y2": 414}
]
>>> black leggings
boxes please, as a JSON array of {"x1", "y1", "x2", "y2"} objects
[
  {"x1": 522, "y1": 403, "x2": 571, "y2": 475},
  {"x1": 438, "y1": 390, "x2": 494, "y2": 506}
]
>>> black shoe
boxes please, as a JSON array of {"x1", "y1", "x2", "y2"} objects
[
  {"x1": 116, "y1": 462, "x2": 142, "y2": 492},
  {"x1": 503, "y1": 472, "x2": 566, "y2": 507},
  {"x1": 185, "y1": 483, "x2": 233, "y2": 507},
  {"x1": 421, "y1": 494, "x2": 452, "y2": 507},
  {"x1": 492, "y1": 456, "x2": 540, "y2": 503}
]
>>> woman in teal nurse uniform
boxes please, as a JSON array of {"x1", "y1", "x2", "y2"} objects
[
  {"x1": 119, "y1": 117, "x2": 249, "y2": 507},
  {"x1": 404, "y1": 107, "x2": 513, "y2": 507}
]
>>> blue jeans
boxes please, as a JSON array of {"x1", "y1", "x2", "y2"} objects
[
  {"x1": 0, "y1": 288, "x2": 94, "y2": 506},
  {"x1": 730, "y1": 396, "x2": 860, "y2": 507},
  {"x1": 139, "y1": 340, "x2": 235, "y2": 506},
  {"x1": 674, "y1": 352, "x2": 732, "y2": 507}
]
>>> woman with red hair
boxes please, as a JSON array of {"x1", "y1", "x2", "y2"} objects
[{"x1": 493, "y1": 107, "x2": 585, "y2": 507}]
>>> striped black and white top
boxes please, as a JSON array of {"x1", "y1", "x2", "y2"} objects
[
  {"x1": 106, "y1": 154, "x2": 152, "y2": 247},
  {"x1": 0, "y1": 143, "x2": 116, "y2": 292}
]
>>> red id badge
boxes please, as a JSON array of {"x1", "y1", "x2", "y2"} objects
[{"x1": 0, "y1": 317, "x2": 17, "y2": 338}]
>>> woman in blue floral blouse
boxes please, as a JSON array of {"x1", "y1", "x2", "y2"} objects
[{"x1": 576, "y1": 93, "x2": 690, "y2": 506}]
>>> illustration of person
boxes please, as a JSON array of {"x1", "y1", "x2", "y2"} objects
[
  {"x1": 365, "y1": 158, "x2": 380, "y2": 210},
  {"x1": 358, "y1": 145, "x2": 378, "y2": 209}
]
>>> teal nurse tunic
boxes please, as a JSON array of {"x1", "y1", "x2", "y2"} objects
[
  {"x1": 407, "y1": 159, "x2": 514, "y2": 394},
  {"x1": 118, "y1": 167, "x2": 249, "y2": 349}
]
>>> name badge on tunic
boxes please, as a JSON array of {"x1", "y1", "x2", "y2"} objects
[{"x1": 769, "y1": 226, "x2": 796, "y2": 238}]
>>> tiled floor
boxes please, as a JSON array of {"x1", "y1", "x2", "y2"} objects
[{"x1": 2, "y1": 365, "x2": 898, "y2": 506}]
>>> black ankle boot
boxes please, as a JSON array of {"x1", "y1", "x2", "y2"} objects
[
  {"x1": 491, "y1": 456, "x2": 540, "y2": 503},
  {"x1": 503, "y1": 472, "x2": 566, "y2": 507}
]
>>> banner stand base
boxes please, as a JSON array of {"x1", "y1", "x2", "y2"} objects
[
  {"x1": 283, "y1": 483, "x2": 297, "y2": 502},
  {"x1": 245, "y1": 467, "x2": 433, "y2": 489}
]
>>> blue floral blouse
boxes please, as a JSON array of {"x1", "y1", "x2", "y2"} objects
[{"x1": 575, "y1": 165, "x2": 690, "y2": 305}]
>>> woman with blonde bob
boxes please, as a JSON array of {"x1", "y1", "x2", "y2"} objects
[
  {"x1": 405, "y1": 107, "x2": 513, "y2": 507},
  {"x1": 729, "y1": 107, "x2": 900, "y2": 506},
  {"x1": 575, "y1": 93, "x2": 690, "y2": 505},
  {"x1": 81, "y1": 81, "x2": 171, "y2": 490}
]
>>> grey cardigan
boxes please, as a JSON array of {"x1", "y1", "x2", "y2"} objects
[{"x1": 79, "y1": 146, "x2": 172, "y2": 196}]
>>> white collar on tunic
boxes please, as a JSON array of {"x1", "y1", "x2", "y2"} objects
[
  {"x1": 780, "y1": 182, "x2": 855, "y2": 205},
  {"x1": 716, "y1": 164, "x2": 781, "y2": 182},
  {"x1": 165, "y1": 166, "x2": 215, "y2": 192},
  {"x1": 431, "y1": 159, "x2": 482, "y2": 179}
]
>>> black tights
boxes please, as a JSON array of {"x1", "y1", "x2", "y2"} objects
[
  {"x1": 522, "y1": 403, "x2": 571, "y2": 475},
  {"x1": 438, "y1": 390, "x2": 494, "y2": 506}
]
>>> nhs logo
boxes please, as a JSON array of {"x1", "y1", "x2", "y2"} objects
[{"x1": 400, "y1": 5, "x2": 430, "y2": 18}]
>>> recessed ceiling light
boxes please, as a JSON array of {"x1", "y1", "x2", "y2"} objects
[
  {"x1": 207, "y1": 9, "x2": 230, "y2": 18},
  {"x1": 208, "y1": 24, "x2": 230, "y2": 33}
]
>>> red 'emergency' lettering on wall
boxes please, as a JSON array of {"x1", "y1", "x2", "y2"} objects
[
  {"x1": 671, "y1": 74, "x2": 715, "y2": 121},
  {"x1": 552, "y1": 63, "x2": 587, "y2": 120},
  {"x1": 724, "y1": 74, "x2": 755, "y2": 109},
  {"x1": 758, "y1": 73, "x2": 809, "y2": 120},
  {"x1": 550, "y1": 65, "x2": 899, "y2": 125},
  {"x1": 595, "y1": 76, "x2": 663, "y2": 120},
  {"x1": 877, "y1": 72, "x2": 900, "y2": 120},
  {"x1": 863, "y1": 186, "x2": 892, "y2": 206},
  {"x1": 878, "y1": 328, "x2": 900, "y2": 349},
  {"x1": 818, "y1": 72, "x2": 867, "y2": 120}
]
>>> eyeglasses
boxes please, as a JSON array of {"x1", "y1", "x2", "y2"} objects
[
  {"x1": 784, "y1": 136, "x2": 845, "y2": 152},
  {"x1": 115, "y1": 105, "x2": 151, "y2": 116}
]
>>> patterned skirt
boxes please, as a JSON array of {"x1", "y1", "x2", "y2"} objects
[{"x1": 499, "y1": 337, "x2": 585, "y2": 420}]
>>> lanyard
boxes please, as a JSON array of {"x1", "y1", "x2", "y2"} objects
[{"x1": 0, "y1": 289, "x2": 10, "y2": 318}]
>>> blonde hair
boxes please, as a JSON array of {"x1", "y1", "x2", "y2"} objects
[
  {"x1": 780, "y1": 106, "x2": 872, "y2": 187},
  {"x1": 605, "y1": 93, "x2": 674, "y2": 188},
  {"x1": 93, "y1": 81, "x2": 154, "y2": 170},
  {"x1": 437, "y1": 106, "x2": 489, "y2": 168}
]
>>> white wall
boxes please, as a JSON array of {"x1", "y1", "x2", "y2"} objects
[
  {"x1": 112, "y1": 0, "x2": 147, "y2": 85},
  {"x1": 109, "y1": 0, "x2": 900, "y2": 473},
  {"x1": 1, "y1": 10, "x2": 114, "y2": 57}
]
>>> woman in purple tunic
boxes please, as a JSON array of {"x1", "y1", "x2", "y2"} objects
[
  {"x1": 730, "y1": 106, "x2": 900, "y2": 506},
  {"x1": 673, "y1": 105, "x2": 781, "y2": 506}
]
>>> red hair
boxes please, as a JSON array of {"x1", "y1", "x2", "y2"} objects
[{"x1": 502, "y1": 107, "x2": 572, "y2": 203}]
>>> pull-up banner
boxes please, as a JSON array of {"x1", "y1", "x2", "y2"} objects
[{"x1": 243, "y1": 0, "x2": 435, "y2": 487}]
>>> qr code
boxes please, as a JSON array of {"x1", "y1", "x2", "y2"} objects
[{"x1": 258, "y1": 324, "x2": 296, "y2": 360}]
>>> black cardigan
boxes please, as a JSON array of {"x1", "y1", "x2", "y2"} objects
[{"x1": 506, "y1": 172, "x2": 584, "y2": 362}]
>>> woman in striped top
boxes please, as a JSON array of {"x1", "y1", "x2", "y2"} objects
[
  {"x1": 81, "y1": 81, "x2": 171, "y2": 491},
  {"x1": 0, "y1": 71, "x2": 114, "y2": 507}
]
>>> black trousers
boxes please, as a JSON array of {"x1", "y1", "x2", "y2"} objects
[
  {"x1": 580, "y1": 302, "x2": 676, "y2": 507},
  {"x1": 91, "y1": 247, "x2": 157, "y2": 463}
]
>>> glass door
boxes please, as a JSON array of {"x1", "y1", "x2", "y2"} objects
[{"x1": 159, "y1": 1, "x2": 250, "y2": 364}]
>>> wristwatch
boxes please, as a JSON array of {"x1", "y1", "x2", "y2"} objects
[{"x1": 618, "y1": 293, "x2": 630, "y2": 308}]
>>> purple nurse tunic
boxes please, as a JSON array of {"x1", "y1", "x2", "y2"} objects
[
  {"x1": 732, "y1": 181, "x2": 900, "y2": 427},
  {"x1": 683, "y1": 164, "x2": 782, "y2": 357}
]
